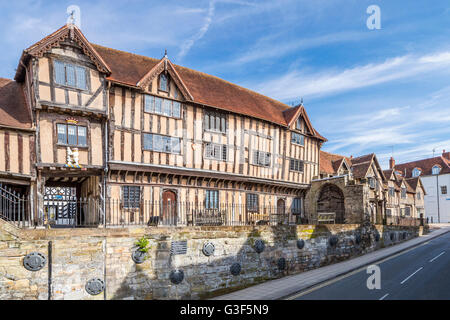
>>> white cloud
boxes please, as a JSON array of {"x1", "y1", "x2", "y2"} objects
[{"x1": 252, "y1": 51, "x2": 450, "y2": 101}]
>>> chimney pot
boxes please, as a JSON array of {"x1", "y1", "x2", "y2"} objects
[{"x1": 389, "y1": 156, "x2": 395, "y2": 169}]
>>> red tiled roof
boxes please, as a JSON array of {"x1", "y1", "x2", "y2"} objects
[
  {"x1": 91, "y1": 44, "x2": 326, "y2": 140},
  {"x1": 394, "y1": 155, "x2": 450, "y2": 177},
  {"x1": 0, "y1": 78, "x2": 32, "y2": 129},
  {"x1": 320, "y1": 150, "x2": 350, "y2": 175}
]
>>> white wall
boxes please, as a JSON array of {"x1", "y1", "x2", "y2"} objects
[{"x1": 421, "y1": 173, "x2": 450, "y2": 223}]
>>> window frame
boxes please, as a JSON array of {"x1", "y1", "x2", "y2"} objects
[
  {"x1": 432, "y1": 165, "x2": 441, "y2": 175},
  {"x1": 401, "y1": 187, "x2": 407, "y2": 199},
  {"x1": 53, "y1": 59, "x2": 89, "y2": 91},
  {"x1": 144, "y1": 94, "x2": 182, "y2": 119},
  {"x1": 122, "y1": 186, "x2": 141, "y2": 209},
  {"x1": 252, "y1": 150, "x2": 271, "y2": 167},
  {"x1": 204, "y1": 142, "x2": 228, "y2": 161},
  {"x1": 441, "y1": 185, "x2": 448, "y2": 195},
  {"x1": 291, "y1": 132, "x2": 305, "y2": 146},
  {"x1": 412, "y1": 168, "x2": 421, "y2": 177},
  {"x1": 289, "y1": 158, "x2": 304, "y2": 172},
  {"x1": 291, "y1": 197, "x2": 303, "y2": 215},
  {"x1": 158, "y1": 73, "x2": 169, "y2": 92},
  {"x1": 246, "y1": 193, "x2": 259, "y2": 213},
  {"x1": 204, "y1": 110, "x2": 228, "y2": 133},
  {"x1": 142, "y1": 133, "x2": 181, "y2": 154},
  {"x1": 205, "y1": 190, "x2": 219, "y2": 210},
  {"x1": 56, "y1": 123, "x2": 88, "y2": 148}
]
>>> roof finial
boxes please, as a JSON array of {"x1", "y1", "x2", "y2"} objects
[
  {"x1": 300, "y1": 97, "x2": 303, "y2": 106},
  {"x1": 164, "y1": 49, "x2": 168, "y2": 59}
]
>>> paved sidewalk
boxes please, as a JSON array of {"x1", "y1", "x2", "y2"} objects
[{"x1": 213, "y1": 226, "x2": 450, "y2": 300}]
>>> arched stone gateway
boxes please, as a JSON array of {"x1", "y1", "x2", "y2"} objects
[{"x1": 317, "y1": 184, "x2": 345, "y2": 223}]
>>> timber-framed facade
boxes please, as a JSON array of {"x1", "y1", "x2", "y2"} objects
[{"x1": 0, "y1": 24, "x2": 327, "y2": 227}]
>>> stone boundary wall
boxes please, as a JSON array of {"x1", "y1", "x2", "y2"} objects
[{"x1": 0, "y1": 219, "x2": 427, "y2": 300}]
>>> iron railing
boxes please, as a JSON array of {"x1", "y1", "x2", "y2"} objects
[
  {"x1": 105, "y1": 200, "x2": 298, "y2": 227},
  {"x1": 0, "y1": 184, "x2": 29, "y2": 228}
]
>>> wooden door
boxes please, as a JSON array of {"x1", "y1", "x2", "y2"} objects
[
  {"x1": 162, "y1": 190, "x2": 177, "y2": 225},
  {"x1": 277, "y1": 199, "x2": 285, "y2": 215}
]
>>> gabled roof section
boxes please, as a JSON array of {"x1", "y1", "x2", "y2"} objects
[
  {"x1": 15, "y1": 24, "x2": 111, "y2": 82},
  {"x1": 320, "y1": 150, "x2": 351, "y2": 175},
  {"x1": 283, "y1": 104, "x2": 327, "y2": 141},
  {"x1": 136, "y1": 57, "x2": 194, "y2": 101},
  {"x1": 406, "y1": 177, "x2": 426, "y2": 195},
  {"x1": 350, "y1": 153, "x2": 386, "y2": 180},
  {"x1": 0, "y1": 78, "x2": 32, "y2": 129}
]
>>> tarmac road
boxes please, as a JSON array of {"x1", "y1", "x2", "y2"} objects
[{"x1": 289, "y1": 231, "x2": 450, "y2": 300}]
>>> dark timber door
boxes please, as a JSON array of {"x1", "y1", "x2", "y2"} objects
[
  {"x1": 277, "y1": 199, "x2": 285, "y2": 215},
  {"x1": 162, "y1": 190, "x2": 177, "y2": 225}
]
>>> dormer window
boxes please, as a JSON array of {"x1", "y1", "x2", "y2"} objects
[
  {"x1": 432, "y1": 165, "x2": 441, "y2": 175},
  {"x1": 159, "y1": 73, "x2": 168, "y2": 91},
  {"x1": 412, "y1": 168, "x2": 421, "y2": 177}
]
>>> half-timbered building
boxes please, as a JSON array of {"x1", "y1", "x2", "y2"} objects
[{"x1": 0, "y1": 24, "x2": 326, "y2": 227}]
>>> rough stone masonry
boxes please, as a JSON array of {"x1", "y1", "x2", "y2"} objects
[{"x1": 0, "y1": 219, "x2": 427, "y2": 300}]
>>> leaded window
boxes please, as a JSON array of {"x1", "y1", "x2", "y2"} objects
[
  {"x1": 143, "y1": 133, "x2": 181, "y2": 154},
  {"x1": 289, "y1": 159, "x2": 304, "y2": 172},
  {"x1": 441, "y1": 185, "x2": 448, "y2": 195},
  {"x1": 401, "y1": 187, "x2": 406, "y2": 199},
  {"x1": 253, "y1": 151, "x2": 271, "y2": 167},
  {"x1": 159, "y1": 73, "x2": 168, "y2": 91},
  {"x1": 205, "y1": 142, "x2": 227, "y2": 161},
  {"x1": 54, "y1": 60, "x2": 87, "y2": 90},
  {"x1": 122, "y1": 186, "x2": 140, "y2": 208},
  {"x1": 291, "y1": 132, "x2": 304, "y2": 145},
  {"x1": 246, "y1": 193, "x2": 259, "y2": 212},
  {"x1": 144, "y1": 95, "x2": 181, "y2": 118},
  {"x1": 205, "y1": 190, "x2": 219, "y2": 209},
  {"x1": 291, "y1": 198, "x2": 303, "y2": 215},
  {"x1": 204, "y1": 110, "x2": 227, "y2": 133},
  {"x1": 57, "y1": 123, "x2": 87, "y2": 146}
]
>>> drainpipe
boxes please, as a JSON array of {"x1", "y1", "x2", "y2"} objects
[
  {"x1": 436, "y1": 174, "x2": 440, "y2": 223},
  {"x1": 103, "y1": 81, "x2": 110, "y2": 227}
]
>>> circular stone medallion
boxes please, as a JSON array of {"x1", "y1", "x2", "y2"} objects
[
  {"x1": 254, "y1": 239, "x2": 265, "y2": 253},
  {"x1": 374, "y1": 232, "x2": 380, "y2": 242},
  {"x1": 277, "y1": 257, "x2": 286, "y2": 271},
  {"x1": 170, "y1": 269, "x2": 184, "y2": 285},
  {"x1": 329, "y1": 236, "x2": 339, "y2": 247},
  {"x1": 23, "y1": 252, "x2": 46, "y2": 271},
  {"x1": 297, "y1": 239, "x2": 305, "y2": 249},
  {"x1": 230, "y1": 263, "x2": 241, "y2": 276},
  {"x1": 132, "y1": 249, "x2": 147, "y2": 264},
  {"x1": 85, "y1": 278, "x2": 105, "y2": 295},
  {"x1": 202, "y1": 242, "x2": 215, "y2": 256}
]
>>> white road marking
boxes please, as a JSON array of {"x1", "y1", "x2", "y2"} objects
[
  {"x1": 379, "y1": 293, "x2": 389, "y2": 300},
  {"x1": 429, "y1": 251, "x2": 445, "y2": 263},
  {"x1": 400, "y1": 267, "x2": 423, "y2": 284}
]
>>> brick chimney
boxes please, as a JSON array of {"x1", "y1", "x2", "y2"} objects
[
  {"x1": 443, "y1": 149, "x2": 450, "y2": 161},
  {"x1": 389, "y1": 157, "x2": 395, "y2": 169}
]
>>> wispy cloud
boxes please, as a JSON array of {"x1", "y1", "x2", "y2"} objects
[
  {"x1": 252, "y1": 50, "x2": 450, "y2": 101},
  {"x1": 178, "y1": 0, "x2": 216, "y2": 60}
]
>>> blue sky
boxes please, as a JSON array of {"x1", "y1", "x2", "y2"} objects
[{"x1": 1, "y1": 0, "x2": 449, "y2": 169}]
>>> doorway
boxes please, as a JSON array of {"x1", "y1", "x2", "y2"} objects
[{"x1": 162, "y1": 190, "x2": 177, "y2": 225}]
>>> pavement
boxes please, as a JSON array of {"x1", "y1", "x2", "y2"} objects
[{"x1": 213, "y1": 225, "x2": 450, "y2": 300}]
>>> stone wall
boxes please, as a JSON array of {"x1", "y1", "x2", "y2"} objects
[{"x1": 0, "y1": 219, "x2": 426, "y2": 300}]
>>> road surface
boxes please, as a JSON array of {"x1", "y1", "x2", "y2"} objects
[{"x1": 288, "y1": 231, "x2": 450, "y2": 300}]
